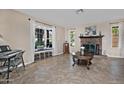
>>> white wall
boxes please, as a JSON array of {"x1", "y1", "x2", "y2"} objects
[
  {"x1": 120, "y1": 22, "x2": 124, "y2": 57},
  {"x1": 0, "y1": 10, "x2": 66, "y2": 65},
  {"x1": 54, "y1": 26, "x2": 65, "y2": 55},
  {"x1": 0, "y1": 10, "x2": 34, "y2": 64}
]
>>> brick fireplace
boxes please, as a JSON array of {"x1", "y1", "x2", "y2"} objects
[{"x1": 79, "y1": 35, "x2": 104, "y2": 55}]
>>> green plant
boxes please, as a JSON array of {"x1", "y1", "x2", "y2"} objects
[
  {"x1": 35, "y1": 40, "x2": 44, "y2": 48},
  {"x1": 112, "y1": 27, "x2": 119, "y2": 36}
]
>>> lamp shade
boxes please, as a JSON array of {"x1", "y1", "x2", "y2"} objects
[{"x1": 80, "y1": 46, "x2": 85, "y2": 50}]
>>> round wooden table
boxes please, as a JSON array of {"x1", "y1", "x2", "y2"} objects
[
  {"x1": 77, "y1": 55, "x2": 92, "y2": 70},
  {"x1": 73, "y1": 52, "x2": 93, "y2": 70}
]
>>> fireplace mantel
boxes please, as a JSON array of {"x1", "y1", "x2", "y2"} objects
[
  {"x1": 79, "y1": 35, "x2": 104, "y2": 55},
  {"x1": 79, "y1": 35, "x2": 104, "y2": 38}
]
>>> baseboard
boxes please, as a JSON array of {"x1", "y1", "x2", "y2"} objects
[
  {"x1": 24, "y1": 61, "x2": 34, "y2": 65},
  {"x1": 53, "y1": 52, "x2": 63, "y2": 56},
  {"x1": 107, "y1": 54, "x2": 124, "y2": 58}
]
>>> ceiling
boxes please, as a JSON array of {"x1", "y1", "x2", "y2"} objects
[{"x1": 16, "y1": 9, "x2": 124, "y2": 27}]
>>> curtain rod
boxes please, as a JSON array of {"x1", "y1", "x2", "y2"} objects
[{"x1": 35, "y1": 20, "x2": 53, "y2": 26}]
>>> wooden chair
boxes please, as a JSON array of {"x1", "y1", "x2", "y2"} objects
[{"x1": 72, "y1": 52, "x2": 79, "y2": 67}]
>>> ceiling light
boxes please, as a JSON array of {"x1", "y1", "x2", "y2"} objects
[{"x1": 76, "y1": 9, "x2": 84, "y2": 14}]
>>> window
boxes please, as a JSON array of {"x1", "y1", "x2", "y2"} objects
[
  {"x1": 46, "y1": 30, "x2": 52, "y2": 48},
  {"x1": 35, "y1": 27, "x2": 53, "y2": 49},
  {"x1": 70, "y1": 31, "x2": 75, "y2": 47},
  {"x1": 112, "y1": 26, "x2": 119, "y2": 47},
  {"x1": 35, "y1": 28, "x2": 45, "y2": 49}
]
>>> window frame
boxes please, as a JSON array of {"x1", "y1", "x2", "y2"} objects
[
  {"x1": 35, "y1": 25, "x2": 53, "y2": 49},
  {"x1": 69, "y1": 31, "x2": 75, "y2": 47},
  {"x1": 111, "y1": 24, "x2": 120, "y2": 48}
]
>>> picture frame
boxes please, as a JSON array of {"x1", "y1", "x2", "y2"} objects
[{"x1": 85, "y1": 26, "x2": 96, "y2": 36}]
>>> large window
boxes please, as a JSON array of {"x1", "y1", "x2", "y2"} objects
[
  {"x1": 46, "y1": 29, "x2": 52, "y2": 48},
  {"x1": 112, "y1": 26, "x2": 119, "y2": 47},
  {"x1": 35, "y1": 27, "x2": 53, "y2": 49},
  {"x1": 35, "y1": 28, "x2": 45, "y2": 49}
]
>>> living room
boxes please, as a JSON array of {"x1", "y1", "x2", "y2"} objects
[
  {"x1": 1, "y1": 0, "x2": 124, "y2": 92},
  {"x1": 0, "y1": 9, "x2": 124, "y2": 84}
]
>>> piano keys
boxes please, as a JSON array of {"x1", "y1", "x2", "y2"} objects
[{"x1": 0, "y1": 50, "x2": 23, "y2": 59}]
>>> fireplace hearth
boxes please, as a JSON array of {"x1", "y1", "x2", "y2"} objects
[{"x1": 79, "y1": 35, "x2": 104, "y2": 55}]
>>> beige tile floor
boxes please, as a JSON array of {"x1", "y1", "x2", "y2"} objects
[{"x1": 1, "y1": 54, "x2": 124, "y2": 84}]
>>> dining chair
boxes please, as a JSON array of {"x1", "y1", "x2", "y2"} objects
[{"x1": 72, "y1": 52, "x2": 78, "y2": 67}]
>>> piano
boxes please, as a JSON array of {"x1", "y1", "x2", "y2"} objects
[{"x1": 0, "y1": 45, "x2": 25, "y2": 82}]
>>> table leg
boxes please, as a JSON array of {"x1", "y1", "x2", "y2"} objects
[
  {"x1": 72, "y1": 63, "x2": 75, "y2": 67},
  {"x1": 77, "y1": 59, "x2": 80, "y2": 65},
  {"x1": 89, "y1": 62, "x2": 92, "y2": 65},
  {"x1": 21, "y1": 56, "x2": 25, "y2": 70},
  {"x1": 72, "y1": 59, "x2": 76, "y2": 67},
  {"x1": 7, "y1": 58, "x2": 10, "y2": 83},
  {"x1": 87, "y1": 60, "x2": 90, "y2": 70}
]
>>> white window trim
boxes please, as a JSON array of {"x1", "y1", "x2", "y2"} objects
[
  {"x1": 111, "y1": 23, "x2": 120, "y2": 48},
  {"x1": 35, "y1": 25, "x2": 54, "y2": 49}
]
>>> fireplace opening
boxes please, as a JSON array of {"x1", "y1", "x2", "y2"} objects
[{"x1": 83, "y1": 43, "x2": 96, "y2": 54}]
